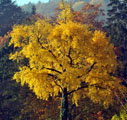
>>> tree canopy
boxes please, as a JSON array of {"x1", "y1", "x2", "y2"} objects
[
  {"x1": 9, "y1": 18, "x2": 125, "y2": 107},
  {"x1": 8, "y1": 1, "x2": 127, "y2": 120}
]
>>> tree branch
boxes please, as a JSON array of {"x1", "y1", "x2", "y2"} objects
[
  {"x1": 45, "y1": 67, "x2": 62, "y2": 74},
  {"x1": 54, "y1": 79, "x2": 63, "y2": 92},
  {"x1": 67, "y1": 48, "x2": 73, "y2": 66},
  {"x1": 67, "y1": 84, "x2": 88, "y2": 95},
  {"x1": 76, "y1": 62, "x2": 96, "y2": 79},
  {"x1": 86, "y1": 62, "x2": 96, "y2": 74},
  {"x1": 48, "y1": 49, "x2": 63, "y2": 68},
  {"x1": 37, "y1": 37, "x2": 63, "y2": 71},
  {"x1": 67, "y1": 83, "x2": 106, "y2": 95},
  {"x1": 48, "y1": 74, "x2": 63, "y2": 92}
]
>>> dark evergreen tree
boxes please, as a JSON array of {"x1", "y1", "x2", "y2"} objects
[
  {"x1": 106, "y1": 0, "x2": 127, "y2": 46},
  {"x1": 0, "y1": 40, "x2": 46, "y2": 120},
  {"x1": 0, "y1": 0, "x2": 27, "y2": 36},
  {"x1": 31, "y1": 5, "x2": 36, "y2": 15},
  {"x1": 105, "y1": 0, "x2": 127, "y2": 83},
  {"x1": 0, "y1": 39, "x2": 21, "y2": 119},
  {"x1": 0, "y1": 41, "x2": 59, "y2": 120}
]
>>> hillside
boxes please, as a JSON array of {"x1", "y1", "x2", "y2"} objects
[{"x1": 21, "y1": 0, "x2": 109, "y2": 16}]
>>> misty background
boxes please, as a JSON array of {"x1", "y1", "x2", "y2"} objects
[{"x1": 20, "y1": 0, "x2": 109, "y2": 16}]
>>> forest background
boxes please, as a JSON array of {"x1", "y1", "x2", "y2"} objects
[{"x1": 0, "y1": 0, "x2": 127, "y2": 120}]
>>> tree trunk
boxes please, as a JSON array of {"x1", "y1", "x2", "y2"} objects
[{"x1": 60, "y1": 88, "x2": 68, "y2": 120}]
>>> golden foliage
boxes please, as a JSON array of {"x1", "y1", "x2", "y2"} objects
[
  {"x1": 9, "y1": 10, "x2": 126, "y2": 107},
  {"x1": 56, "y1": 0, "x2": 73, "y2": 24}
]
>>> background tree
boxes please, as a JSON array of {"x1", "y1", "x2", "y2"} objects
[
  {"x1": 31, "y1": 5, "x2": 36, "y2": 15},
  {"x1": 54, "y1": 0, "x2": 73, "y2": 24},
  {"x1": 0, "y1": 36, "x2": 22, "y2": 119},
  {"x1": 54, "y1": 2, "x2": 104, "y2": 30},
  {"x1": 0, "y1": 0, "x2": 27, "y2": 36},
  {"x1": 105, "y1": 0, "x2": 127, "y2": 84},
  {"x1": 72, "y1": 3, "x2": 104, "y2": 30},
  {"x1": 22, "y1": 14, "x2": 44, "y2": 25},
  {"x1": 0, "y1": 34, "x2": 60, "y2": 120},
  {"x1": 0, "y1": 33, "x2": 10, "y2": 49},
  {"x1": 111, "y1": 104, "x2": 127, "y2": 120}
]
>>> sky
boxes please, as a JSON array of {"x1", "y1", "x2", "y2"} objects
[{"x1": 13, "y1": 0, "x2": 49, "y2": 6}]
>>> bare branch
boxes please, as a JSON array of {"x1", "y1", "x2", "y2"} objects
[
  {"x1": 45, "y1": 67, "x2": 62, "y2": 74},
  {"x1": 48, "y1": 50, "x2": 63, "y2": 68},
  {"x1": 76, "y1": 62, "x2": 96, "y2": 79},
  {"x1": 54, "y1": 79, "x2": 63, "y2": 92},
  {"x1": 67, "y1": 48, "x2": 73, "y2": 66},
  {"x1": 86, "y1": 62, "x2": 96, "y2": 74},
  {"x1": 36, "y1": 36, "x2": 63, "y2": 71},
  {"x1": 67, "y1": 83, "x2": 106, "y2": 95},
  {"x1": 67, "y1": 84, "x2": 88, "y2": 95},
  {"x1": 48, "y1": 74, "x2": 63, "y2": 92}
]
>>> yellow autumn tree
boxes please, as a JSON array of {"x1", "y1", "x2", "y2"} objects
[
  {"x1": 9, "y1": 2, "x2": 126, "y2": 120},
  {"x1": 55, "y1": 0, "x2": 73, "y2": 24},
  {"x1": 9, "y1": 19, "x2": 126, "y2": 120}
]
